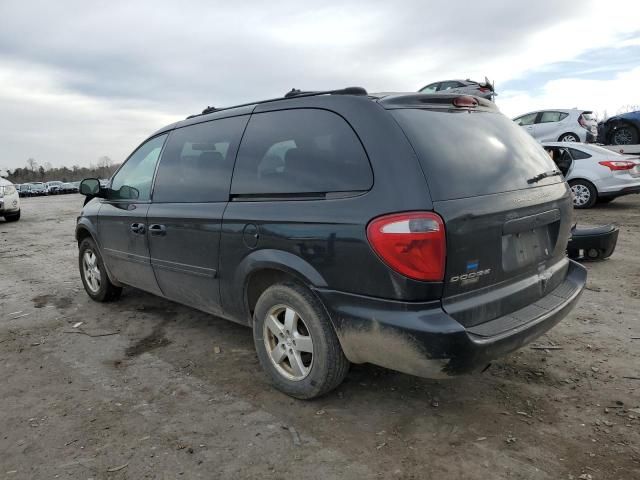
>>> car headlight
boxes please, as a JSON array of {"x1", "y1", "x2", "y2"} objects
[{"x1": 3, "y1": 185, "x2": 16, "y2": 196}]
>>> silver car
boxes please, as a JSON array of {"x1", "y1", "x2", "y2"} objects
[
  {"x1": 542, "y1": 142, "x2": 640, "y2": 208},
  {"x1": 418, "y1": 78, "x2": 496, "y2": 100},
  {"x1": 514, "y1": 109, "x2": 597, "y2": 143}
]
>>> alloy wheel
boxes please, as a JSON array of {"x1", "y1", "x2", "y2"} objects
[
  {"x1": 82, "y1": 250, "x2": 101, "y2": 293},
  {"x1": 571, "y1": 184, "x2": 591, "y2": 207},
  {"x1": 263, "y1": 305, "x2": 314, "y2": 381},
  {"x1": 613, "y1": 127, "x2": 634, "y2": 145}
]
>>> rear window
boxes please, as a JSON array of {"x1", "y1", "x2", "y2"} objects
[
  {"x1": 539, "y1": 111, "x2": 568, "y2": 123},
  {"x1": 231, "y1": 109, "x2": 372, "y2": 196},
  {"x1": 391, "y1": 109, "x2": 560, "y2": 201}
]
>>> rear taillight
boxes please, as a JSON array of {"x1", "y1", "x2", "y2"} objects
[
  {"x1": 366, "y1": 212, "x2": 446, "y2": 281},
  {"x1": 578, "y1": 115, "x2": 587, "y2": 128},
  {"x1": 599, "y1": 160, "x2": 636, "y2": 171},
  {"x1": 477, "y1": 87, "x2": 490, "y2": 92}
]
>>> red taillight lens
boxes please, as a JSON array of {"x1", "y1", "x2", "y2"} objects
[
  {"x1": 366, "y1": 212, "x2": 446, "y2": 281},
  {"x1": 452, "y1": 95, "x2": 479, "y2": 107},
  {"x1": 599, "y1": 160, "x2": 636, "y2": 171},
  {"x1": 477, "y1": 87, "x2": 490, "y2": 92}
]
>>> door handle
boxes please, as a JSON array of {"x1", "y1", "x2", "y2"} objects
[
  {"x1": 148, "y1": 224, "x2": 167, "y2": 236},
  {"x1": 130, "y1": 223, "x2": 146, "y2": 234}
]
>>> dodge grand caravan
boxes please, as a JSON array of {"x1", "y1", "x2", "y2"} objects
[{"x1": 76, "y1": 87, "x2": 587, "y2": 399}]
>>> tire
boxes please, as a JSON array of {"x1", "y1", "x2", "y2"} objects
[
  {"x1": 78, "y1": 237, "x2": 122, "y2": 302},
  {"x1": 558, "y1": 133, "x2": 580, "y2": 142},
  {"x1": 569, "y1": 180, "x2": 597, "y2": 209},
  {"x1": 4, "y1": 211, "x2": 20, "y2": 222},
  {"x1": 253, "y1": 282, "x2": 349, "y2": 399},
  {"x1": 611, "y1": 124, "x2": 639, "y2": 145}
]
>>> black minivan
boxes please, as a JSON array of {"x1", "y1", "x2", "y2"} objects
[{"x1": 77, "y1": 88, "x2": 586, "y2": 399}]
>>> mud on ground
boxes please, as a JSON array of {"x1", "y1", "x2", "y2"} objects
[{"x1": 1, "y1": 194, "x2": 639, "y2": 479}]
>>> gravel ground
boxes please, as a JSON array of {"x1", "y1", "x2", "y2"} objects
[{"x1": 1, "y1": 194, "x2": 639, "y2": 479}]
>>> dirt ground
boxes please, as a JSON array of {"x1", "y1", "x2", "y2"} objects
[{"x1": 1, "y1": 194, "x2": 639, "y2": 480}]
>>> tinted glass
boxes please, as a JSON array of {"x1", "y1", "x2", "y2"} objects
[
  {"x1": 391, "y1": 109, "x2": 560, "y2": 201},
  {"x1": 514, "y1": 113, "x2": 537, "y2": 126},
  {"x1": 539, "y1": 111, "x2": 566, "y2": 123},
  {"x1": 231, "y1": 109, "x2": 372, "y2": 195},
  {"x1": 438, "y1": 81, "x2": 462, "y2": 91},
  {"x1": 420, "y1": 83, "x2": 438, "y2": 93},
  {"x1": 110, "y1": 134, "x2": 167, "y2": 201},
  {"x1": 568, "y1": 148, "x2": 592, "y2": 160},
  {"x1": 153, "y1": 116, "x2": 248, "y2": 202}
]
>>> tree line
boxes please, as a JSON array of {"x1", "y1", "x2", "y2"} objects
[{"x1": 4, "y1": 156, "x2": 120, "y2": 184}]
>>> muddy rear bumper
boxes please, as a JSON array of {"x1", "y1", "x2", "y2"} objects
[{"x1": 314, "y1": 260, "x2": 587, "y2": 378}]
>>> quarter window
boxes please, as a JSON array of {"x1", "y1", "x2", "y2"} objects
[
  {"x1": 568, "y1": 148, "x2": 592, "y2": 160},
  {"x1": 110, "y1": 134, "x2": 167, "y2": 201},
  {"x1": 153, "y1": 116, "x2": 248, "y2": 202},
  {"x1": 231, "y1": 109, "x2": 372, "y2": 196}
]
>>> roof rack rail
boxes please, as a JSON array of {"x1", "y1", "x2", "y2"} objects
[{"x1": 186, "y1": 87, "x2": 368, "y2": 119}]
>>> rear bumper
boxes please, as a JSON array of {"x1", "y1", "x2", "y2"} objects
[
  {"x1": 598, "y1": 184, "x2": 640, "y2": 199},
  {"x1": 315, "y1": 260, "x2": 586, "y2": 378}
]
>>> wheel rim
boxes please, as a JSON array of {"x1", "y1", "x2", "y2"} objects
[
  {"x1": 613, "y1": 128, "x2": 633, "y2": 145},
  {"x1": 571, "y1": 184, "x2": 591, "y2": 206},
  {"x1": 263, "y1": 305, "x2": 314, "y2": 381},
  {"x1": 561, "y1": 134, "x2": 578, "y2": 142},
  {"x1": 82, "y1": 250, "x2": 101, "y2": 293}
]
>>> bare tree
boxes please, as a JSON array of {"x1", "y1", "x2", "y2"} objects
[
  {"x1": 27, "y1": 158, "x2": 38, "y2": 172},
  {"x1": 44, "y1": 161, "x2": 53, "y2": 171},
  {"x1": 617, "y1": 104, "x2": 640, "y2": 115}
]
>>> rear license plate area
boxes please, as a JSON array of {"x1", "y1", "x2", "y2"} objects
[{"x1": 502, "y1": 224, "x2": 558, "y2": 272}]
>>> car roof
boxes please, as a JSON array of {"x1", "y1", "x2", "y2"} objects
[{"x1": 149, "y1": 88, "x2": 498, "y2": 138}]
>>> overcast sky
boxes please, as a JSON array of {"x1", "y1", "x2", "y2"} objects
[{"x1": 1, "y1": 0, "x2": 639, "y2": 171}]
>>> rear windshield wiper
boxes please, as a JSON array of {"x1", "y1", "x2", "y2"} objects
[{"x1": 527, "y1": 169, "x2": 562, "y2": 184}]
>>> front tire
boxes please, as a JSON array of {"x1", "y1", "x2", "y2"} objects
[
  {"x1": 569, "y1": 180, "x2": 597, "y2": 209},
  {"x1": 611, "y1": 124, "x2": 639, "y2": 145},
  {"x1": 79, "y1": 237, "x2": 122, "y2": 302},
  {"x1": 4, "y1": 211, "x2": 20, "y2": 222},
  {"x1": 253, "y1": 282, "x2": 349, "y2": 399}
]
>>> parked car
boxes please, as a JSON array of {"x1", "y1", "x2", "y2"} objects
[
  {"x1": 513, "y1": 109, "x2": 597, "y2": 143},
  {"x1": 28, "y1": 182, "x2": 48, "y2": 196},
  {"x1": 418, "y1": 78, "x2": 496, "y2": 100},
  {"x1": 46, "y1": 181, "x2": 64, "y2": 194},
  {"x1": 542, "y1": 142, "x2": 640, "y2": 208},
  {"x1": 76, "y1": 87, "x2": 586, "y2": 399},
  {"x1": 597, "y1": 110, "x2": 640, "y2": 145},
  {"x1": 59, "y1": 182, "x2": 75, "y2": 194},
  {"x1": 0, "y1": 178, "x2": 21, "y2": 221},
  {"x1": 17, "y1": 184, "x2": 31, "y2": 197}
]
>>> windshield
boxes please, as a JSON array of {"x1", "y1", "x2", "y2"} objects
[{"x1": 391, "y1": 109, "x2": 560, "y2": 201}]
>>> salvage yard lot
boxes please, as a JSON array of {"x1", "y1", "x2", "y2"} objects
[{"x1": 1, "y1": 194, "x2": 639, "y2": 479}]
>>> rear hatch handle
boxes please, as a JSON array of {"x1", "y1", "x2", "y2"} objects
[{"x1": 527, "y1": 169, "x2": 562, "y2": 184}]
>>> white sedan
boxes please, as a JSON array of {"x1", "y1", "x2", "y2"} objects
[
  {"x1": 542, "y1": 142, "x2": 640, "y2": 208},
  {"x1": 0, "y1": 177, "x2": 21, "y2": 221}
]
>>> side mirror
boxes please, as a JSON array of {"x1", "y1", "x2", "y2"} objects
[{"x1": 79, "y1": 178, "x2": 101, "y2": 196}]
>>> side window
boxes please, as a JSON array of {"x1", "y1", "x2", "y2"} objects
[
  {"x1": 110, "y1": 134, "x2": 167, "y2": 201},
  {"x1": 152, "y1": 116, "x2": 248, "y2": 203},
  {"x1": 568, "y1": 148, "x2": 592, "y2": 160},
  {"x1": 514, "y1": 113, "x2": 537, "y2": 126},
  {"x1": 231, "y1": 109, "x2": 372, "y2": 196},
  {"x1": 539, "y1": 111, "x2": 565, "y2": 123},
  {"x1": 438, "y1": 81, "x2": 462, "y2": 91},
  {"x1": 420, "y1": 83, "x2": 439, "y2": 93}
]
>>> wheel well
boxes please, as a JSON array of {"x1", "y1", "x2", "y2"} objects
[
  {"x1": 246, "y1": 269, "x2": 300, "y2": 317},
  {"x1": 76, "y1": 227, "x2": 93, "y2": 245}
]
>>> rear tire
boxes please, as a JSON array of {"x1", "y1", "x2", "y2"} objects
[
  {"x1": 79, "y1": 237, "x2": 122, "y2": 302},
  {"x1": 559, "y1": 133, "x2": 580, "y2": 142},
  {"x1": 4, "y1": 211, "x2": 20, "y2": 222},
  {"x1": 253, "y1": 282, "x2": 349, "y2": 399},
  {"x1": 569, "y1": 180, "x2": 597, "y2": 209}
]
